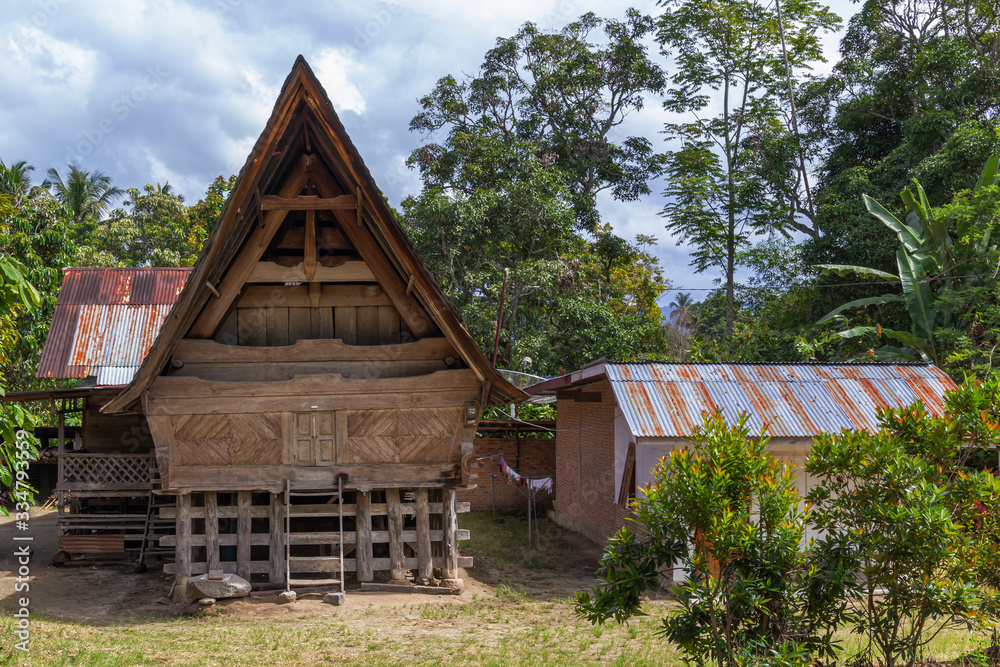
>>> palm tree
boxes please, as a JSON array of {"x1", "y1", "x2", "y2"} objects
[
  {"x1": 0, "y1": 160, "x2": 39, "y2": 203},
  {"x1": 43, "y1": 164, "x2": 124, "y2": 227},
  {"x1": 154, "y1": 182, "x2": 177, "y2": 197},
  {"x1": 669, "y1": 292, "x2": 696, "y2": 330},
  {"x1": 665, "y1": 292, "x2": 699, "y2": 361}
]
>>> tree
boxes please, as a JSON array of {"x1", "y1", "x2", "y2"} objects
[
  {"x1": 577, "y1": 412, "x2": 843, "y2": 666},
  {"x1": 410, "y1": 10, "x2": 666, "y2": 232},
  {"x1": 0, "y1": 160, "x2": 41, "y2": 205},
  {"x1": 0, "y1": 160, "x2": 77, "y2": 395},
  {"x1": 0, "y1": 211, "x2": 42, "y2": 508},
  {"x1": 43, "y1": 164, "x2": 124, "y2": 235},
  {"x1": 665, "y1": 292, "x2": 699, "y2": 360},
  {"x1": 805, "y1": 380, "x2": 1000, "y2": 667},
  {"x1": 815, "y1": 156, "x2": 1000, "y2": 366},
  {"x1": 406, "y1": 12, "x2": 671, "y2": 374},
  {"x1": 803, "y1": 0, "x2": 1000, "y2": 307},
  {"x1": 77, "y1": 183, "x2": 201, "y2": 267},
  {"x1": 656, "y1": 0, "x2": 841, "y2": 336},
  {"x1": 403, "y1": 130, "x2": 669, "y2": 374},
  {"x1": 187, "y1": 175, "x2": 237, "y2": 250}
]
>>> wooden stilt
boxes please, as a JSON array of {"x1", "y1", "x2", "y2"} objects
[
  {"x1": 442, "y1": 489, "x2": 461, "y2": 588},
  {"x1": 56, "y1": 410, "x2": 65, "y2": 524},
  {"x1": 268, "y1": 492, "x2": 286, "y2": 584},
  {"x1": 356, "y1": 491, "x2": 374, "y2": 582},
  {"x1": 386, "y1": 489, "x2": 406, "y2": 583},
  {"x1": 415, "y1": 488, "x2": 433, "y2": 585},
  {"x1": 205, "y1": 491, "x2": 221, "y2": 572},
  {"x1": 174, "y1": 493, "x2": 191, "y2": 601},
  {"x1": 237, "y1": 491, "x2": 251, "y2": 580}
]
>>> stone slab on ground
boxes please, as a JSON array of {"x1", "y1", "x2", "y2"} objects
[{"x1": 190, "y1": 573, "x2": 251, "y2": 599}]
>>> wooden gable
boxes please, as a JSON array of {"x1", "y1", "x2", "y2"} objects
[
  {"x1": 104, "y1": 55, "x2": 522, "y2": 414},
  {"x1": 101, "y1": 56, "x2": 523, "y2": 494}
]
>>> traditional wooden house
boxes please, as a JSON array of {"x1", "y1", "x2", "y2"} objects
[
  {"x1": 524, "y1": 361, "x2": 958, "y2": 547},
  {"x1": 7, "y1": 56, "x2": 524, "y2": 597}
]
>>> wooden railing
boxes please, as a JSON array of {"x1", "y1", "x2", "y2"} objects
[{"x1": 59, "y1": 452, "x2": 154, "y2": 491}]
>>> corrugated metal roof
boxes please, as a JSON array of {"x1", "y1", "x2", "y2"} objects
[
  {"x1": 37, "y1": 268, "x2": 190, "y2": 384},
  {"x1": 606, "y1": 363, "x2": 958, "y2": 438}
]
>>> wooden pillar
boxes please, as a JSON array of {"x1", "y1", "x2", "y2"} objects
[
  {"x1": 268, "y1": 492, "x2": 285, "y2": 585},
  {"x1": 174, "y1": 492, "x2": 191, "y2": 601},
  {"x1": 386, "y1": 489, "x2": 406, "y2": 583},
  {"x1": 56, "y1": 409, "x2": 65, "y2": 520},
  {"x1": 205, "y1": 492, "x2": 221, "y2": 572},
  {"x1": 441, "y1": 488, "x2": 461, "y2": 588},
  {"x1": 414, "y1": 488, "x2": 433, "y2": 585},
  {"x1": 237, "y1": 491, "x2": 251, "y2": 580},
  {"x1": 356, "y1": 491, "x2": 374, "y2": 583}
]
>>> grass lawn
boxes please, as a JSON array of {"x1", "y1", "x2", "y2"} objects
[{"x1": 1, "y1": 512, "x2": 993, "y2": 666}]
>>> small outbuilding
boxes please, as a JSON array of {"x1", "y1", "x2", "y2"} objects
[{"x1": 525, "y1": 361, "x2": 958, "y2": 546}]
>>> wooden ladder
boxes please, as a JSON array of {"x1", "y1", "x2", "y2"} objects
[
  {"x1": 138, "y1": 490, "x2": 177, "y2": 566},
  {"x1": 284, "y1": 478, "x2": 345, "y2": 591}
]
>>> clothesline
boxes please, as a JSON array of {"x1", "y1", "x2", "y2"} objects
[{"x1": 499, "y1": 456, "x2": 553, "y2": 494}]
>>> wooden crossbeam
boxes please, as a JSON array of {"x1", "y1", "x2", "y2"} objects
[
  {"x1": 261, "y1": 194, "x2": 357, "y2": 210},
  {"x1": 188, "y1": 155, "x2": 312, "y2": 339},
  {"x1": 308, "y1": 165, "x2": 437, "y2": 338}
]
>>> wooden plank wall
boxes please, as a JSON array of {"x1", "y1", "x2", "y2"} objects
[
  {"x1": 218, "y1": 304, "x2": 411, "y2": 347},
  {"x1": 83, "y1": 407, "x2": 155, "y2": 453},
  {"x1": 163, "y1": 488, "x2": 470, "y2": 583}
]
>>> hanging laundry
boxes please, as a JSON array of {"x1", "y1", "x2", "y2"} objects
[
  {"x1": 499, "y1": 456, "x2": 553, "y2": 493},
  {"x1": 529, "y1": 477, "x2": 554, "y2": 494}
]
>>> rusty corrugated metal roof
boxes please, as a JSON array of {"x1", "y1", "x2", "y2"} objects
[
  {"x1": 37, "y1": 268, "x2": 190, "y2": 384},
  {"x1": 605, "y1": 362, "x2": 959, "y2": 438}
]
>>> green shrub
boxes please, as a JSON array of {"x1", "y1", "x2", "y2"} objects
[
  {"x1": 805, "y1": 379, "x2": 1000, "y2": 667},
  {"x1": 577, "y1": 412, "x2": 843, "y2": 666}
]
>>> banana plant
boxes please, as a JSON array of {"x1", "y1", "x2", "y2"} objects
[{"x1": 815, "y1": 156, "x2": 999, "y2": 363}]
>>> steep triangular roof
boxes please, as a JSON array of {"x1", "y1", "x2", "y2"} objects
[{"x1": 104, "y1": 56, "x2": 523, "y2": 413}]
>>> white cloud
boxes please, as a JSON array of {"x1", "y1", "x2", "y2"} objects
[
  {"x1": 138, "y1": 146, "x2": 206, "y2": 199},
  {"x1": 313, "y1": 48, "x2": 367, "y2": 115},
  {"x1": 0, "y1": 0, "x2": 860, "y2": 294},
  {"x1": 3, "y1": 25, "x2": 98, "y2": 111}
]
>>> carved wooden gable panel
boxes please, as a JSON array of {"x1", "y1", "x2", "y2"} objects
[
  {"x1": 172, "y1": 413, "x2": 283, "y2": 466},
  {"x1": 346, "y1": 408, "x2": 461, "y2": 464}
]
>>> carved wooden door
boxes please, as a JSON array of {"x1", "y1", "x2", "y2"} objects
[{"x1": 292, "y1": 411, "x2": 336, "y2": 465}]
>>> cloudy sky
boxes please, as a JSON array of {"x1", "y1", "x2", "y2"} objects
[{"x1": 0, "y1": 0, "x2": 855, "y2": 298}]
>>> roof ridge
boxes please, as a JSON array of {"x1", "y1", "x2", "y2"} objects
[
  {"x1": 605, "y1": 360, "x2": 933, "y2": 367},
  {"x1": 63, "y1": 266, "x2": 194, "y2": 272}
]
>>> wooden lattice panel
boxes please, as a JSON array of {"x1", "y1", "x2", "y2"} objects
[
  {"x1": 173, "y1": 413, "x2": 282, "y2": 466},
  {"x1": 62, "y1": 454, "x2": 153, "y2": 485},
  {"x1": 346, "y1": 408, "x2": 460, "y2": 463},
  {"x1": 164, "y1": 488, "x2": 471, "y2": 584}
]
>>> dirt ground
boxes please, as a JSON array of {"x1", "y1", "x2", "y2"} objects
[{"x1": 0, "y1": 509, "x2": 606, "y2": 624}]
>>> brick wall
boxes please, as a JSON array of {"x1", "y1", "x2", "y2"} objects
[
  {"x1": 459, "y1": 437, "x2": 556, "y2": 512},
  {"x1": 551, "y1": 378, "x2": 629, "y2": 545}
]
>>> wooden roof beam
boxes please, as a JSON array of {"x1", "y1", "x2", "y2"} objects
[
  {"x1": 187, "y1": 154, "x2": 313, "y2": 339},
  {"x1": 308, "y1": 164, "x2": 437, "y2": 339},
  {"x1": 261, "y1": 194, "x2": 357, "y2": 210}
]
